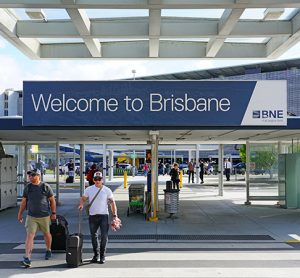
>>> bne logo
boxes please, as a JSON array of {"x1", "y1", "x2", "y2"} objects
[{"x1": 252, "y1": 110, "x2": 284, "y2": 119}]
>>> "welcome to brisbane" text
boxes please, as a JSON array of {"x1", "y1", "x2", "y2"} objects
[{"x1": 31, "y1": 93, "x2": 231, "y2": 113}]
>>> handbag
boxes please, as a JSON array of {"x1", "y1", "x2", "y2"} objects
[{"x1": 85, "y1": 187, "x2": 102, "y2": 215}]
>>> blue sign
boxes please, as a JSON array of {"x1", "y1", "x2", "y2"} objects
[{"x1": 23, "y1": 80, "x2": 287, "y2": 127}]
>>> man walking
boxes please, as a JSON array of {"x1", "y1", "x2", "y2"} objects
[
  {"x1": 199, "y1": 159, "x2": 204, "y2": 184},
  {"x1": 78, "y1": 173, "x2": 118, "y2": 264},
  {"x1": 188, "y1": 159, "x2": 195, "y2": 183},
  {"x1": 17, "y1": 169, "x2": 56, "y2": 267},
  {"x1": 224, "y1": 158, "x2": 232, "y2": 181}
]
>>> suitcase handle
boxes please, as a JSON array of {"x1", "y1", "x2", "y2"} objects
[{"x1": 78, "y1": 209, "x2": 82, "y2": 234}]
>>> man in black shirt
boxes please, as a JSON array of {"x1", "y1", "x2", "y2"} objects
[{"x1": 17, "y1": 169, "x2": 56, "y2": 267}]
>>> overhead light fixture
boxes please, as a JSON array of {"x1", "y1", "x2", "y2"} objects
[
  {"x1": 25, "y1": 9, "x2": 47, "y2": 21},
  {"x1": 263, "y1": 8, "x2": 284, "y2": 20}
]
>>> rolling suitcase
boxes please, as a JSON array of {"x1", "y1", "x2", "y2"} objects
[
  {"x1": 50, "y1": 215, "x2": 69, "y2": 251},
  {"x1": 66, "y1": 211, "x2": 83, "y2": 268}
]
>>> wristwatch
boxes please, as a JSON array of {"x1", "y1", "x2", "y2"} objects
[
  {"x1": 113, "y1": 214, "x2": 117, "y2": 218},
  {"x1": 52, "y1": 212, "x2": 56, "y2": 215}
]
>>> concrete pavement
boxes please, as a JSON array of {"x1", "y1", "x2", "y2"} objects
[{"x1": 1, "y1": 175, "x2": 300, "y2": 277}]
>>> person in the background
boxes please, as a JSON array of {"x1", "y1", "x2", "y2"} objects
[
  {"x1": 35, "y1": 158, "x2": 45, "y2": 181},
  {"x1": 86, "y1": 164, "x2": 97, "y2": 186},
  {"x1": 67, "y1": 159, "x2": 75, "y2": 177},
  {"x1": 224, "y1": 158, "x2": 232, "y2": 181},
  {"x1": 169, "y1": 163, "x2": 180, "y2": 190},
  {"x1": 188, "y1": 159, "x2": 195, "y2": 183},
  {"x1": 17, "y1": 169, "x2": 56, "y2": 267},
  {"x1": 199, "y1": 159, "x2": 204, "y2": 184}
]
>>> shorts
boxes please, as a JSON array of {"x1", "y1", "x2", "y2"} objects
[{"x1": 25, "y1": 215, "x2": 51, "y2": 234}]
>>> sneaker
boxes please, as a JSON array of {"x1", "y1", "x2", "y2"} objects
[
  {"x1": 90, "y1": 255, "x2": 99, "y2": 263},
  {"x1": 22, "y1": 256, "x2": 31, "y2": 267},
  {"x1": 45, "y1": 250, "x2": 52, "y2": 260},
  {"x1": 99, "y1": 256, "x2": 106, "y2": 264}
]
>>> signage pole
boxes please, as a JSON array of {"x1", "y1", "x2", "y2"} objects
[
  {"x1": 56, "y1": 142, "x2": 60, "y2": 204},
  {"x1": 196, "y1": 144, "x2": 200, "y2": 184},
  {"x1": 218, "y1": 144, "x2": 224, "y2": 196},
  {"x1": 245, "y1": 141, "x2": 251, "y2": 205},
  {"x1": 80, "y1": 144, "x2": 85, "y2": 197}
]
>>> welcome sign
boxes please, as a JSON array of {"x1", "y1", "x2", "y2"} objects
[{"x1": 23, "y1": 80, "x2": 287, "y2": 127}]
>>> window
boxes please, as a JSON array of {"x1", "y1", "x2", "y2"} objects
[
  {"x1": 4, "y1": 110, "x2": 8, "y2": 116},
  {"x1": 4, "y1": 102, "x2": 8, "y2": 109},
  {"x1": 4, "y1": 93, "x2": 8, "y2": 100}
]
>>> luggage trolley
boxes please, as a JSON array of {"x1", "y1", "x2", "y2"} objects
[{"x1": 127, "y1": 184, "x2": 145, "y2": 216}]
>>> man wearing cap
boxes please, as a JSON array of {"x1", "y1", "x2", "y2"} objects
[
  {"x1": 78, "y1": 173, "x2": 117, "y2": 264},
  {"x1": 17, "y1": 169, "x2": 56, "y2": 267}
]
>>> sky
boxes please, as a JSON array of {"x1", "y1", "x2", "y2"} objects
[{"x1": 0, "y1": 8, "x2": 300, "y2": 92}]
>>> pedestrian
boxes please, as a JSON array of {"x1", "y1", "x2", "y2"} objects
[
  {"x1": 78, "y1": 173, "x2": 118, "y2": 264},
  {"x1": 169, "y1": 162, "x2": 180, "y2": 190},
  {"x1": 224, "y1": 158, "x2": 232, "y2": 181},
  {"x1": 17, "y1": 169, "x2": 56, "y2": 267},
  {"x1": 199, "y1": 159, "x2": 204, "y2": 184},
  {"x1": 67, "y1": 159, "x2": 75, "y2": 177},
  {"x1": 86, "y1": 163, "x2": 97, "y2": 186},
  {"x1": 35, "y1": 158, "x2": 45, "y2": 181},
  {"x1": 188, "y1": 159, "x2": 195, "y2": 183}
]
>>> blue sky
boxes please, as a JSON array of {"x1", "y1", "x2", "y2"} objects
[{"x1": 0, "y1": 8, "x2": 300, "y2": 91}]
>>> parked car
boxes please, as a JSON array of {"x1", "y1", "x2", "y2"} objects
[
  {"x1": 59, "y1": 161, "x2": 80, "y2": 175},
  {"x1": 233, "y1": 162, "x2": 265, "y2": 175},
  {"x1": 178, "y1": 163, "x2": 188, "y2": 174},
  {"x1": 118, "y1": 163, "x2": 132, "y2": 170},
  {"x1": 233, "y1": 162, "x2": 246, "y2": 174}
]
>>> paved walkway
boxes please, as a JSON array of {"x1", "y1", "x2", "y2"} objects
[{"x1": 1, "y1": 176, "x2": 300, "y2": 277}]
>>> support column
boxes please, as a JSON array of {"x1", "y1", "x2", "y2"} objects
[
  {"x1": 132, "y1": 150, "x2": 136, "y2": 177},
  {"x1": 174, "y1": 150, "x2": 176, "y2": 163},
  {"x1": 103, "y1": 144, "x2": 107, "y2": 184},
  {"x1": 80, "y1": 144, "x2": 85, "y2": 197},
  {"x1": 218, "y1": 144, "x2": 224, "y2": 196},
  {"x1": 245, "y1": 141, "x2": 251, "y2": 205},
  {"x1": 109, "y1": 150, "x2": 114, "y2": 181},
  {"x1": 188, "y1": 150, "x2": 192, "y2": 162},
  {"x1": 56, "y1": 142, "x2": 60, "y2": 204},
  {"x1": 278, "y1": 141, "x2": 283, "y2": 154},
  {"x1": 150, "y1": 131, "x2": 159, "y2": 221},
  {"x1": 196, "y1": 144, "x2": 200, "y2": 184},
  {"x1": 24, "y1": 142, "x2": 28, "y2": 183}
]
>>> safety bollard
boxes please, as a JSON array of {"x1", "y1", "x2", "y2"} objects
[
  {"x1": 124, "y1": 170, "x2": 127, "y2": 189},
  {"x1": 180, "y1": 170, "x2": 183, "y2": 188}
]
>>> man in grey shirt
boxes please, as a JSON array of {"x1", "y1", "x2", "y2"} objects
[{"x1": 17, "y1": 169, "x2": 56, "y2": 267}]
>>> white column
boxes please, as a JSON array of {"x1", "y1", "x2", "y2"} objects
[
  {"x1": 80, "y1": 144, "x2": 85, "y2": 197},
  {"x1": 132, "y1": 150, "x2": 136, "y2": 177},
  {"x1": 24, "y1": 142, "x2": 28, "y2": 183},
  {"x1": 103, "y1": 144, "x2": 107, "y2": 184},
  {"x1": 174, "y1": 150, "x2": 176, "y2": 163},
  {"x1": 188, "y1": 150, "x2": 192, "y2": 162},
  {"x1": 56, "y1": 142, "x2": 60, "y2": 203},
  {"x1": 218, "y1": 144, "x2": 224, "y2": 196},
  {"x1": 109, "y1": 150, "x2": 114, "y2": 181},
  {"x1": 245, "y1": 141, "x2": 251, "y2": 205},
  {"x1": 196, "y1": 144, "x2": 200, "y2": 184}
]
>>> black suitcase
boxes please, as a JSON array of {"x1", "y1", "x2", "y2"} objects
[
  {"x1": 66, "y1": 233, "x2": 83, "y2": 267},
  {"x1": 66, "y1": 176, "x2": 74, "y2": 183},
  {"x1": 66, "y1": 210, "x2": 83, "y2": 268},
  {"x1": 50, "y1": 215, "x2": 69, "y2": 251}
]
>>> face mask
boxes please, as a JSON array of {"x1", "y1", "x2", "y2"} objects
[{"x1": 31, "y1": 176, "x2": 40, "y2": 184}]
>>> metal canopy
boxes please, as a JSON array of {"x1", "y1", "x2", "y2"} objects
[{"x1": 0, "y1": 1, "x2": 300, "y2": 59}]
